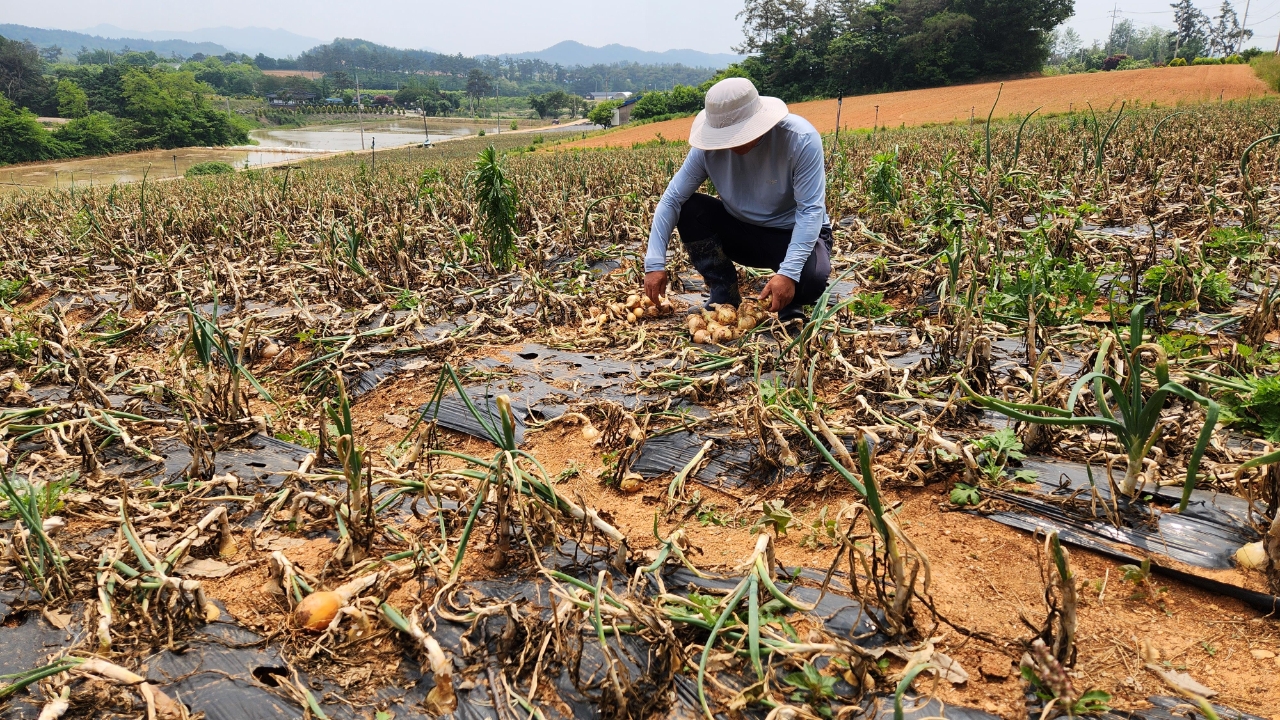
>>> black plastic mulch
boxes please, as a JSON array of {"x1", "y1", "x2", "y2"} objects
[
  {"x1": 422, "y1": 343, "x2": 661, "y2": 446},
  {"x1": 989, "y1": 458, "x2": 1262, "y2": 570},
  {"x1": 979, "y1": 458, "x2": 1279, "y2": 613},
  {"x1": 630, "y1": 430, "x2": 771, "y2": 491}
]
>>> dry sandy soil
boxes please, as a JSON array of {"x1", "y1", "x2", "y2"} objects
[{"x1": 560, "y1": 65, "x2": 1273, "y2": 150}]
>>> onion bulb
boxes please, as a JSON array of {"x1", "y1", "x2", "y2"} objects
[
  {"x1": 711, "y1": 325, "x2": 732, "y2": 343},
  {"x1": 692, "y1": 329, "x2": 710, "y2": 344},
  {"x1": 295, "y1": 591, "x2": 342, "y2": 632},
  {"x1": 688, "y1": 315, "x2": 707, "y2": 333},
  {"x1": 715, "y1": 305, "x2": 737, "y2": 325},
  {"x1": 619, "y1": 472, "x2": 643, "y2": 493},
  {"x1": 1236, "y1": 541, "x2": 1268, "y2": 569},
  {"x1": 625, "y1": 294, "x2": 641, "y2": 309}
]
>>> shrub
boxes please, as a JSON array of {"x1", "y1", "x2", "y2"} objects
[
  {"x1": 1102, "y1": 54, "x2": 1128, "y2": 71},
  {"x1": 1116, "y1": 58, "x2": 1153, "y2": 71},
  {"x1": 186, "y1": 161, "x2": 235, "y2": 177},
  {"x1": 1250, "y1": 53, "x2": 1280, "y2": 91},
  {"x1": 1192, "y1": 57, "x2": 1222, "y2": 65},
  {"x1": 1224, "y1": 54, "x2": 1244, "y2": 64},
  {"x1": 1170, "y1": 57, "x2": 1188, "y2": 67}
]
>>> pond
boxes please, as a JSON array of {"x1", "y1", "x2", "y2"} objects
[
  {"x1": 1, "y1": 117, "x2": 572, "y2": 191},
  {"x1": 248, "y1": 118, "x2": 501, "y2": 152}
]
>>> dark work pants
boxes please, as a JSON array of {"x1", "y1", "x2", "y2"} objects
[{"x1": 675, "y1": 193, "x2": 832, "y2": 319}]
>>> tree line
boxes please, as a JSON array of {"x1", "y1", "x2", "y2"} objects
[
  {"x1": 727, "y1": 0, "x2": 1073, "y2": 100},
  {"x1": 1048, "y1": 0, "x2": 1254, "y2": 72},
  {"x1": 295, "y1": 38, "x2": 719, "y2": 97},
  {"x1": 0, "y1": 35, "x2": 249, "y2": 164}
]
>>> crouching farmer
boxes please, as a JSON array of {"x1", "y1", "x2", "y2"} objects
[{"x1": 642, "y1": 77, "x2": 832, "y2": 324}]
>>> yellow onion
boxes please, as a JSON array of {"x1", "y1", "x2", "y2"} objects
[
  {"x1": 711, "y1": 325, "x2": 732, "y2": 343},
  {"x1": 625, "y1": 311, "x2": 638, "y2": 324},
  {"x1": 1236, "y1": 541, "x2": 1268, "y2": 569},
  {"x1": 715, "y1": 305, "x2": 737, "y2": 325},
  {"x1": 692, "y1": 329, "x2": 710, "y2": 344},
  {"x1": 688, "y1": 315, "x2": 707, "y2": 333},
  {"x1": 619, "y1": 472, "x2": 643, "y2": 493},
  {"x1": 625, "y1": 294, "x2": 641, "y2": 310},
  {"x1": 260, "y1": 341, "x2": 281, "y2": 360},
  {"x1": 644, "y1": 305, "x2": 658, "y2": 318},
  {"x1": 737, "y1": 314, "x2": 758, "y2": 332},
  {"x1": 295, "y1": 591, "x2": 342, "y2": 632}
]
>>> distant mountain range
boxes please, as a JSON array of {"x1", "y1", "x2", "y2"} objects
[
  {"x1": 0, "y1": 24, "x2": 743, "y2": 70},
  {"x1": 81, "y1": 25, "x2": 323, "y2": 59},
  {"x1": 0, "y1": 24, "x2": 227, "y2": 58},
  {"x1": 495, "y1": 41, "x2": 745, "y2": 69}
]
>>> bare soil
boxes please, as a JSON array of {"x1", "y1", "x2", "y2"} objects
[{"x1": 560, "y1": 65, "x2": 1272, "y2": 150}]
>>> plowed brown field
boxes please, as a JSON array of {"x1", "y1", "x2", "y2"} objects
[{"x1": 561, "y1": 64, "x2": 1272, "y2": 149}]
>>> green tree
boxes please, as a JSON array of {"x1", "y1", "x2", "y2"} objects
[
  {"x1": 587, "y1": 99, "x2": 621, "y2": 128},
  {"x1": 1209, "y1": 0, "x2": 1250, "y2": 56},
  {"x1": 527, "y1": 89, "x2": 571, "y2": 119},
  {"x1": 630, "y1": 92, "x2": 669, "y2": 120},
  {"x1": 668, "y1": 84, "x2": 705, "y2": 113},
  {"x1": 54, "y1": 112, "x2": 130, "y2": 155},
  {"x1": 466, "y1": 68, "x2": 493, "y2": 112},
  {"x1": 118, "y1": 68, "x2": 248, "y2": 148},
  {"x1": 0, "y1": 94, "x2": 68, "y2": 163},
  {"x1": 55, "y1": 78, "x2": 88, "y2": 118},
  {"x1": 1171, "y1": 0, "x2": 1211, "y2": 59},
  {"x1": 0, "y1": 36, "x2": 54, "y2": 113},
  {"x1": 734, "y1": 0, "x2": 1072, "y2": 100}
]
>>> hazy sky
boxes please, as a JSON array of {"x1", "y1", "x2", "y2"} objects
[{"x1": 6, "y1": 0, "x2": 1277, "y2": 55}]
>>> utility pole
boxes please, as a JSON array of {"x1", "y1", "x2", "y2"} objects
[
  {"x1": 496, "y1": 85, "x2": 500, "y2": 134},
  {"x1": 356, "y1": 73, "x2": 365, "y2": 150},
  {"x1": 1237, "y1": 0, "x2": 1251, "y2": 54},
  {"x1": 1107, "y1": 3, "x2": 1121, "y2": 53}
]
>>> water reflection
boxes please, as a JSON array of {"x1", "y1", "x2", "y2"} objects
[
  {"x1": 2, "y1": 118, "x2": 594, "y2": 191},
  {"x1": 250, "y1": 119, "x2": 494, "y2": 151}
]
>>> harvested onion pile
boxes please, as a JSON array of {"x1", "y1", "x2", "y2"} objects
[
  {"x1": 688, "y1": 301, "x2": 768, "y2": 344},
  {"x1": 587, "y1": 293, "x2": 675, "y2": 325}
]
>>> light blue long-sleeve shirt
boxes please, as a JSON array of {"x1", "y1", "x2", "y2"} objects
[{"x1": 645, "y1": 114, "x2": 828, "y2": 283}]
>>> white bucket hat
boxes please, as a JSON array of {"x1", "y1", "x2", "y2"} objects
[{"x1": 689, "y1": 78, "x2": 788, "y2": 151}]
